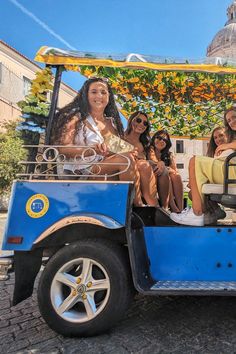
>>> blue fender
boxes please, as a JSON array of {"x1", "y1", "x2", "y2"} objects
[{"x1": 2, "y1": 181, "x2": 133, "y2": 251}]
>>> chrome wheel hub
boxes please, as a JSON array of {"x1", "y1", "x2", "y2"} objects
[
  {"x1": 77, "y1": 284, "x2": 86, "y2": 295},
  {"x1": 50, "y1": 257, "x2": 110, "y2": 323}
]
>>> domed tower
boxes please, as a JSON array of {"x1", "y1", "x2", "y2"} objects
[{"x1": 207, "y1": 1, "x2": 236, "y2": 58}]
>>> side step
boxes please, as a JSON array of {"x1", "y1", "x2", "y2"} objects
[
  {"x1": 0, "y1": 257, "x2": 13, "y2": 281},
  {"x1": 151, "y1": 281, "x2": 236, "y2": 294}
]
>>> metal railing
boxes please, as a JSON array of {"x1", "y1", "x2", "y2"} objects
[{"x1": 17, "y1": 145, "x2": 131, "y2": 181}]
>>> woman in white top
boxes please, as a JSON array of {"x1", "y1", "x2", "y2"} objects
[{"x1": 51, "y1": 77, "x2": 143, "y2": 206}]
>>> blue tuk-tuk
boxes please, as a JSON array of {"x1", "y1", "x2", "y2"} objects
[{"x1": 1, "y1": 47, "x2": 236, "y2": 337}]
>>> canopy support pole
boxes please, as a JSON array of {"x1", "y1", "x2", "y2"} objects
[{"x1": 45, "y1": 65, "x2": 63, "y2": 144}]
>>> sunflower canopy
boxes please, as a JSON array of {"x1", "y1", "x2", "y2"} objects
[{"x1": 35, "y1": 46, "x2": 236, "y2": 138}]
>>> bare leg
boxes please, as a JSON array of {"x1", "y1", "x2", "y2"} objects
[
  {"x1": 189, "y1": 157, "x2": 204, "y2": 215},
  {"x1": 156, "y1": 172, "x2": 170, "y2": 209},
  {"x1": 188, "y1": 190, "x2": 192, "y2": 201},
  {"x1": 169, "y1": 172, "x2": 184, "y2": 211},
  {"x1": 137, "y1": 160, "x2": 158, "y2": 206},
  {"x1": 93, "y1": 153, "x2": 143, "y2": 206},
  {"x1": 168, "y1": 178, "x2": 180, "y2": 212}
]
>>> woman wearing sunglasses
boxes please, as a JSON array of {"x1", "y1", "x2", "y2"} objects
[
  {"x1": 150, "y1": 130, "x2": 184, "y2": 212},
  {"x1": 51, "y1": 77, "x2": 143, "y2": 206},
  {"x1": 124, "y1": 111, "x2": 159, "y2": 206}
]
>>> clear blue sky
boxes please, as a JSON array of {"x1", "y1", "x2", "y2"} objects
[{"x1": 0, "y1": 0, "x2": 233, "y2": 90}]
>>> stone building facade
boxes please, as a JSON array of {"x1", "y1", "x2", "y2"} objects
[
  {"x1": 170, "y1": 137, "x2": 208, "y2": 185},
  {"x1": 0, "y1": 40, "x2": 76, "y2": 123},
  {"x1": 207, "y1": 1, "x2": 236, "y2": 58}
]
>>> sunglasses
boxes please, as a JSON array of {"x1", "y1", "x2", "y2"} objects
[
  {"x1": 88, "y1": 76, "x2": 109, "y2": 82},
  {"x1": 134, "y1": 117, "x2": 149, "y2": 127},
  {"x1": 155, "y1": 136, "x2": 168, "y2": 143}
]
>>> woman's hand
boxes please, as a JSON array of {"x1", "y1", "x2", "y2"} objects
[
  {"x1": 131, "y1": 148, "x2": 139, "y2": 159},
  {"x1": 95, "y1": 143, "x2": 108, "y2": 156},
  {"x1": 153, "y1": 161, "x2": 165, "y2": 176},
  {"x1": 215, "y1": 143, "x2": 231, "y2": 156},
  {"x1": 167, "y1": 166, "x2": 177, "y2": 175}
]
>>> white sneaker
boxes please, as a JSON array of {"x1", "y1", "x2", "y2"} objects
[{"x1": 170, "y1": 207, "x2": 204, "y2": 226}]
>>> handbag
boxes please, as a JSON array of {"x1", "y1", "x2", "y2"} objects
[
  {"x1": 83, "y1": 118, "x2": 134, "y2": 154},
  {"x1": 104, "y1": 134, "x2": 134, "y2": 154}
]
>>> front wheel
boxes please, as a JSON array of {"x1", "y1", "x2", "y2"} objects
[{"x1": 37, "y1": 239, "x2": 133, "y2": 337}]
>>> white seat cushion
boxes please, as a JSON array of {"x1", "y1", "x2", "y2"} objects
[{"x1": 202, "y1": 183, "x2": 236, "y2": 195}]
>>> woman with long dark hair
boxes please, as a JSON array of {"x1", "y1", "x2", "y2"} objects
[
  {"x1": 51, "y1": 77, "x2": 143, "y2": 206},
  {"x1": 170, "y1": 107, "x2": 236, "y2": 226},
  {"x1": 206, "y1": 126, "x2": 227, "y2": 157},
  {"x1": 150, "y1": 130, "x2": 183, "y2": 212},
  {"x1": 124, "y1": 111, "x2": 158, "y2": 206},
  {"x1": 51, "y1": 78, "x2": 124, "y2": 144}
]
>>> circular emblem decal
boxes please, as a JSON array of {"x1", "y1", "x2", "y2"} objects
[{"x1": 26, "y1": 194, "x2": 49, "y2": 218}]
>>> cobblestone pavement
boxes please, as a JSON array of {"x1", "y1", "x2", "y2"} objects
[
  {"x1": 2, "y1": 276, "x2": 236, "y2": 352},
  {"x1": 2, "y1": 218, "x2": 236, "y2": 353}
]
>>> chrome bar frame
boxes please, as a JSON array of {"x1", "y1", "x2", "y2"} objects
[{"x1": 17, "y1": 145, "x2": 131, "y2": 180}]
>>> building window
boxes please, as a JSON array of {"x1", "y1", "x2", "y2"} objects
[
  {"x1": 23, "y1": 76, "x2": 31, "y2": 96},
  {"x1": 176, "y1": 140, "x2": 184, "y2": 153},
  {"x1": 176, "y1": 163, "x2": 184, "y2": 169},
  {"x1": 0, "y1": 63, "x2": 2, "y2": 83}
]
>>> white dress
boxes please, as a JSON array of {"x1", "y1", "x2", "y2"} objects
[{"x1": 63, "y1": 115, "x2": 104, "y2": 173}]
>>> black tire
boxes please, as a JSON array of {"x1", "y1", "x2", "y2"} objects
[{"x1": 37, "y1": 238, "x2": 134, "y2": 337}]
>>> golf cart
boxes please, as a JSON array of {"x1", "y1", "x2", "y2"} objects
[{"x1": 1, "y1": 47, "x2": 236, "y2": 337}]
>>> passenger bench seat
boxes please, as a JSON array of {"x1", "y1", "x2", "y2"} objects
[{"x1": 202, "y1": 183, "x2": 236, "y2": 208}]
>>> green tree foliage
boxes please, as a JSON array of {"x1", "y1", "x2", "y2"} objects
[{"x1": 0, "y1": 121, "x2": 26, "y2": 193}]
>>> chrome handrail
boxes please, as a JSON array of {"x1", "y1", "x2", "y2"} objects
[{"x1": 17, "y1": 145, "x2": 131, "y2": 180}]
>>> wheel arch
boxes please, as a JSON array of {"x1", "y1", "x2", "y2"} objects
[
  {"x1": 13, "y1": 214, "x2": 128, "y2": 306},
  {"x1": 32, "y1": 214, "x2": 127, "y2": 250}
]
